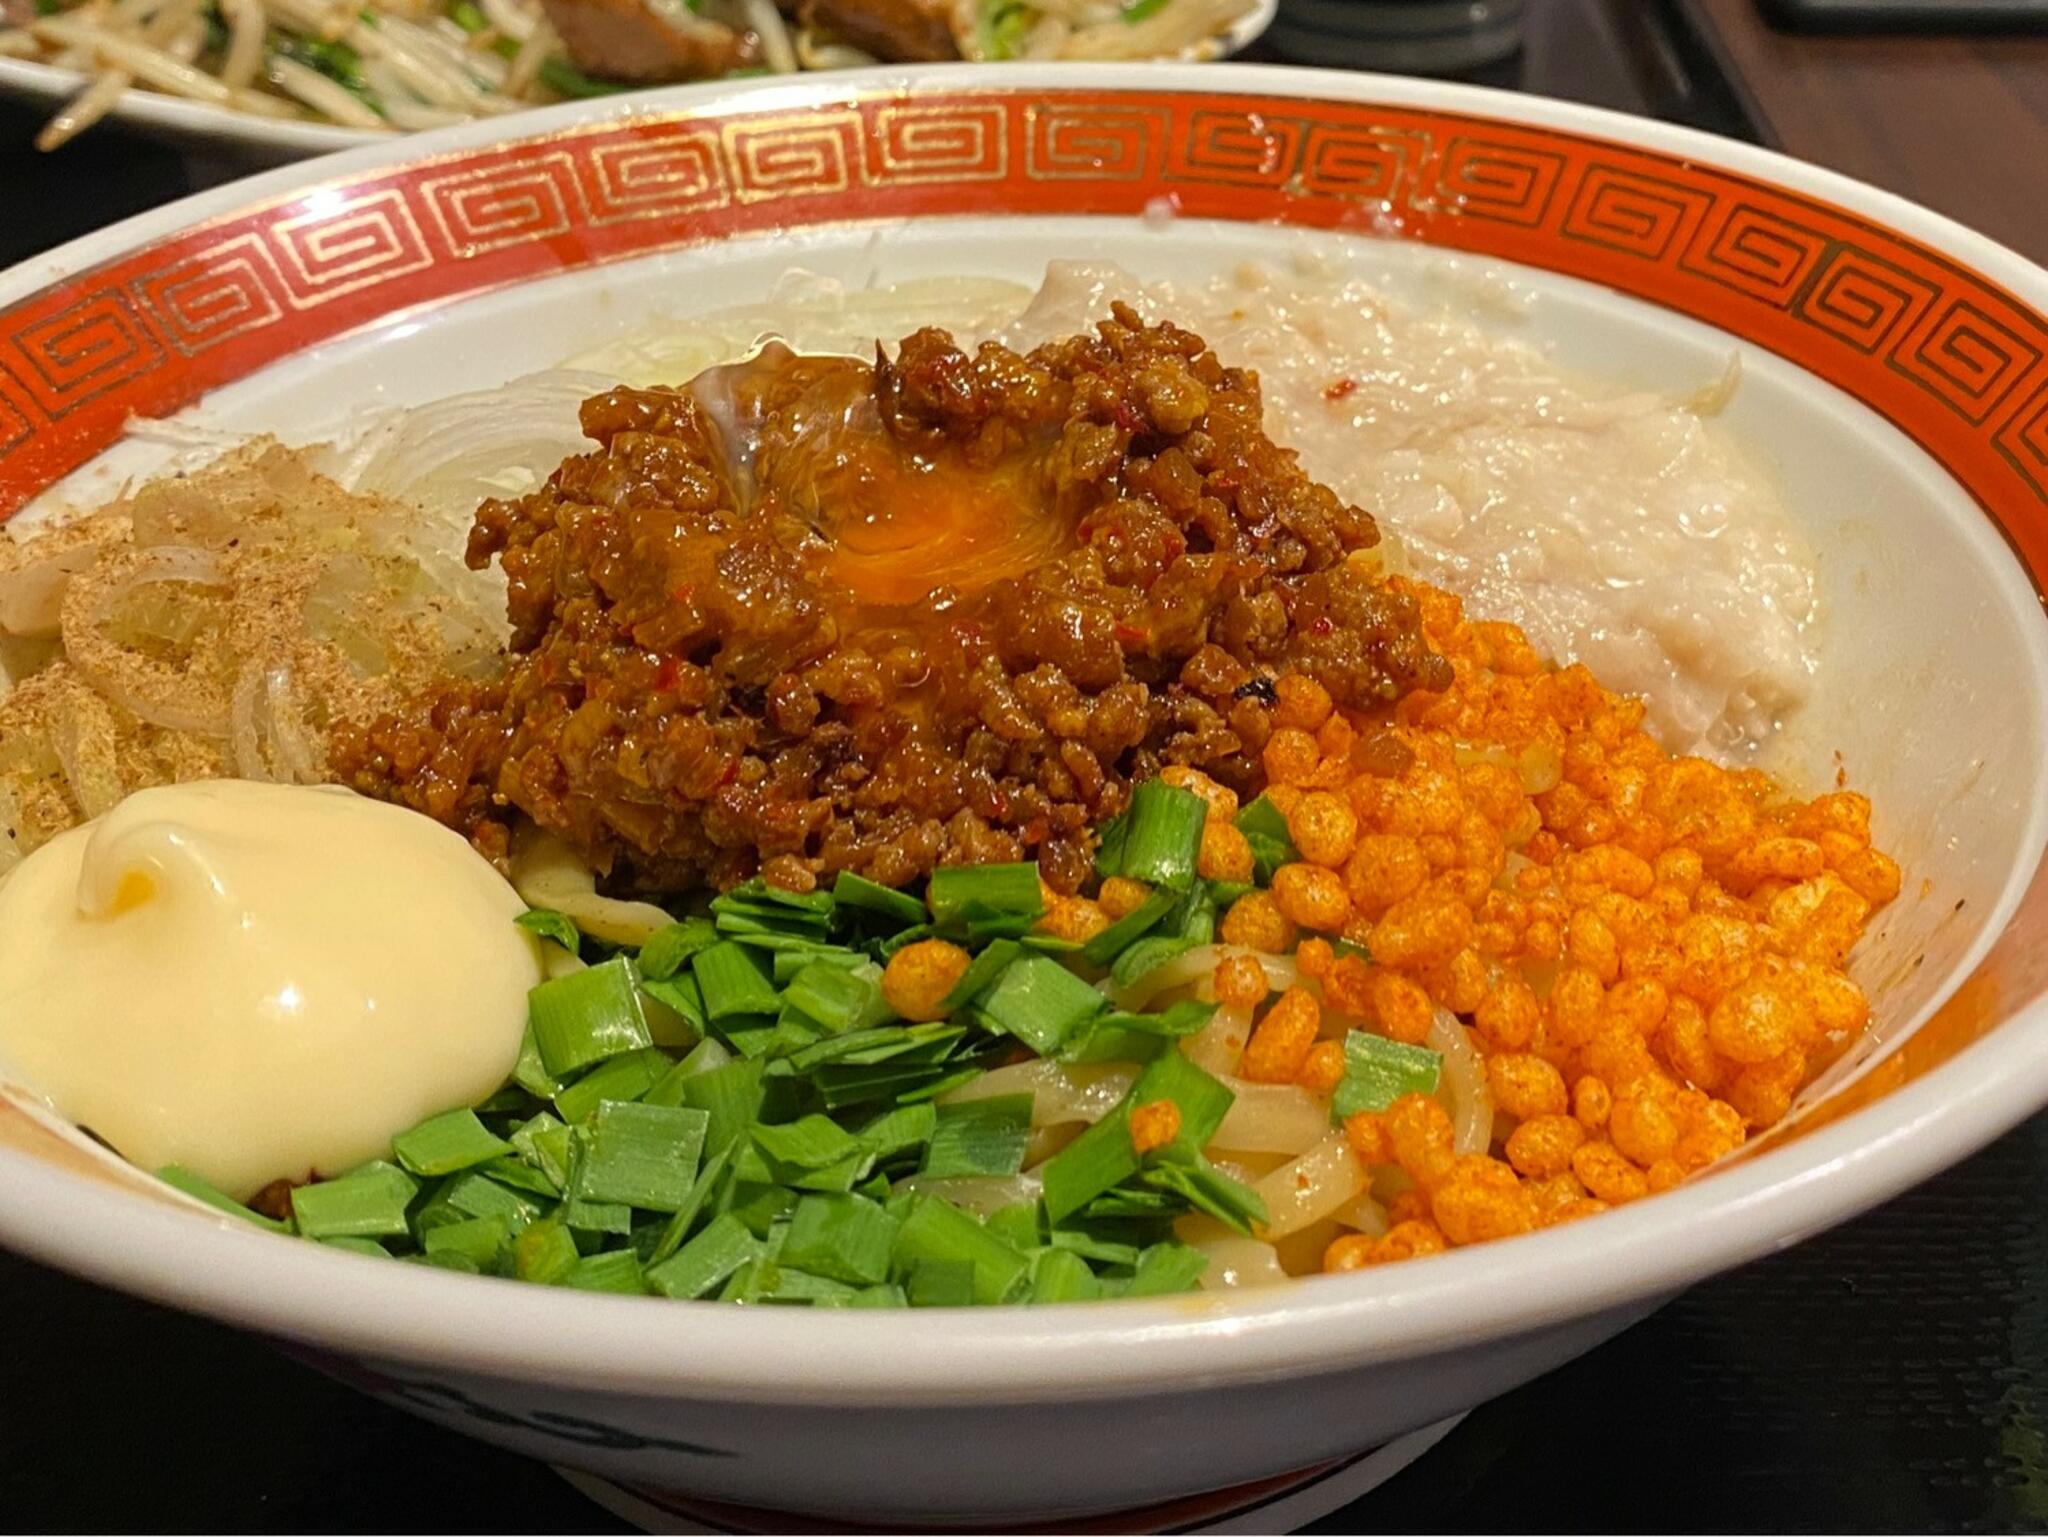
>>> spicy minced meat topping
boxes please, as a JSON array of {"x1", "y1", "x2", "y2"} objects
[{"x1": 331, "y1": 306, "x2": 1450, "y2": 893}]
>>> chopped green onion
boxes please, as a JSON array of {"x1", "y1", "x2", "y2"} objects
[
  {"x1": 919, "y1": 1095, "x2": 1032, "y2": 1180},
  {"x1": 1235, "y1": 795, "x2": 1298, "y2": 883},
  {"x1": 573, "y1": 1101, "x2": 708, "y2": 1211},
  {"x1": 751, "y1": 1114, "x2": 861, "y2": 1172},
  {"x1": 843, "y1": 1282, "x2": 909, "y2": 1308},
  {"x1": 515, "y1": 908, "x2": 581, "y2": 953},
  {"x1": 1109, "y1": 933, "x2": 1199, "y2": 990},
  {"x1": 1120, "y1": 0, "x2": 1168, "y2": 21},
  {"x1": 1142, "y1": 1152, "x2": 1268, "y2": 1236},
  {"x1": 727, "y1": 1180, "x2": 799, "y2": 1237},
  {"x1": 1125, "y1": 1241, "x2": 1208, "y2": 1296},
  {"x1": 1040, "y1": 1051, "x2": 1233, "y2": 1222},
  {"x1": 983, "y1": 1199, "x2": 1043, "y2": 1251},
  {"x1": 516, "y1": 1117, "x2": 575, "y2": 1191},
  {"x1": 779, "y1": 1192, "x2": 901, "y2": 1285},
  {"x1": 1048, "y1": 1227, "x2": 1141, "y2": 1266},
  {"x1": 1029, "y1": 1247, "x2": 1102, "y2": 1304},
  {"x1": 392, "y1": 1108, "x2": 511, "y2": 1178},
  {"x1": 529, "y1": 957, "x2": 653, "y2": 1077},
  {"x1": 565, "y1": 1249, "x2": 646, "y2": 1294},
  {"x1": 972, "y1": 954, "x2": 1106, "y2": 1055},
  {"x1": 1331, "y1": 1031, "x2": 1442, "y2": 1121},
  {"x1": 904, "y1": 1257, "x2": 977, "y2": 1307},
  {"x1": 1118, "y1": 779, "x2": 1208, "y2": 890},
  {"x1": 647, "y1": 1144, "x2": 734, "y2": 1263},
  {"x1": 421, "y1": 1213, "x2": 510, "y2": 1269},
  {"x1": 156, "y1": 1165, "x2": 290, "y2": 1233},
  {"x1": 440, "y1": 1169, "x2": 546, "y2": 1233},
  {"x1": 1160, "y1": 880, "x2": 1217, "y2": 944},
  {"x1": 513, "y1": 1025, "x2": 566, "y2": 1100},
  {"x1": 538, "y1": 55, "x2": 633, "y2": 98},
  {"x1": 939, "y1": 937, "x2": 1021, "y2": 1013},
  {"x1": 856, "y1": 1101, "x2": 939, "y2": 1166},
  {"x1": 563, "y1": 1193, "x2": 633, "y2": 1235},
  {"x1": 656, "y1": 1055, "x2": 764, "y2": 1156},
  {"x1": 1078, "y1": 886, "x2": 1177, "y2": 967},
  {"x1": 553, "y1": 1046, "x2": 673, "y2": 1125},
  {"x1": 640, "y1": 973, "x2": 706, "y2": 1032},
  {"x1": 891, "y1": 1195, "x2": 1029, "y2": 1305},
  {"x1": 1094, "y1": 807, "x2": 1130, "y2": 880},
  {"x1": 1092, "y1": 997, "x2": 1217, "y2": 1040},
  {"x1": 692, "y1": 941, "x2": 781, "y2": 1021},
  {"x1": 763, "y1": 1266, "x2": 858, "y2": 1305},
  {"x1": 927, "y1": 863, "x2": 1043, "y2": 938},
  {"x1": 784, "y1": 959, "x2": 892, "y2": 1034},
  {"x1": 638, "y1": 918, "x2": 719, "y2": 981},
  {"x1": 447, "y1": 0, "x2": 487, "y2": 30},
  {"x1": 646, "y1": 1212, "x2": 759, "y2": 1299},
  {"x1": 832, "y1": 870, "x2": 928, "y2": 928},
  {"x1": 319, "y1": 1236, "x2": 389, "y2": 1259},
  {"x1": 479, "y1": 1156, "x2": 559, "y2": 1199},
  {"x1": 289, "y1": 1162, "x2": 418, "y2": 1240}
]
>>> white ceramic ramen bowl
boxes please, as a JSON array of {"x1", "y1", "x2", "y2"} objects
[{"x1": 1, "y1": 64, "x2": 2047, "y2": 1526}]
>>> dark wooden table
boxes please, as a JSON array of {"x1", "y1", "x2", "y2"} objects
[{"x1": 4, "y1": 2, "x2": 2048, "y2": 1531}]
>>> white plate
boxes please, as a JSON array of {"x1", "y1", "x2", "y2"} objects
[{"x1": 0, "y1": 0, "x2": 1278, "y2": 162}]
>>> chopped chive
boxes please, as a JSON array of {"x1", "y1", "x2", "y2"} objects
[
  {"x1": 972, "y1": 954, "x2": 1106, "y2": 1056},
  {"x1": 440, "y1": 1170, "x2": 547, "y2": 1233},
  {"x1": 640, "y1": 973, "x2": 707, "y2": 1034},
  {"x1": 1125, "y1": 1241, "x2": 1209, "y2": 1297},
  {"x1": 845, "y1": 1282, "x2": 908, "y2": 1308},
  {"x1": 1040, "y1": 1051, "x2": 1233, "y2": 1222},
  {"x1": 1118, "y1": 779, "x2": 1208, "y2": 890},
  {"x1": 647, "y1": 1144, "x2": 734, "y2": 1263},
  {"x1": 514, "y1": 1025, "x2": 567, "y2": 1100},
  {"x1": 1092, "y1": 997, "x2": 1217, "y2": 1039},
  {"x1": 1160, "y1": 880, "x2": 1217, "y2": 944},
  {"x1": 1206, "y1": 878, "x2": 1255, "y2": 908},
  {"x1": 856, "y1": 1101, "x2": 939, "y2": 1166},
  {"x1": 1141, "y1": 1152, "x2": 1268, "y2": 1236},
  {"x1": 891, "y1": 1195, "x2": 1029, "y2": 1305},
  {"x1": 1094, "y1": 808, "x2": 1131, "y2": 880},
  {"x1": 1059, "y1": 1023, "x2": 1171, "y2": 1065},
  {"x1": 1331, "y1": 1031, "x2": 1442, "y2": 1121},
  {"x1": 156, "y1": 1165, "x2": 291, "y2": 1233},
  {"x1": 691, "y1": 941, "x2": 781, "y2": 1020},
  {"x1": 904, "y1": 1257, "x2": 977, "y2": 1307},
  {"x1": 517, "y1": 1118, "x2": 575, "y2": 1191},
  {"x1": 392, "y1": 1108, "x2": 512, "y2": 1177},
  {"x1": 751, "y1": 1114, "x2": 862, "y2": 1173},
  {"x1": 647, "y1": 1213, "x2": 759, "y2": 1299},
  {"x1": 637, "y1": 918, "x2": 719, "y2": 981},
  {"x1": 919, "y1": 1095, "x2": 1032, "y2": 1180},
  {"x1": 553, "y1": 1046, "x2": 674, "y2": 1126},
  {"x1": 1235, "y1": 795, "x2": 1298, "y2": 883},
  {"x1": 727, "y1": 1181, "x2": 799, "y2": 1238},
  {"x1": 1048, "y1": 1228, "x2": 1141, "y2": 1266},
  {"x1": 565, "y1": 1249, "x2": 646, "y2": 1294},
  {"x1": 512, "y1": 1213, "x2": 585, "y2": 1286},
  {"x1": 479, "y1": 1156, "x2": 561, "y2": 1198},
  {"x1": 289, "y1": 1162, "x2": 418, "y2": 1240},
  {"x1": 938, "y1": 937, "x2": 1022, "y2": 1014},
  {"x1": 832, "y1": 870, "x2": 929, "y2": 928},
  {"x1": 319, "y1": 1236, "x2": 390, "y2": 1259},
  {"x1": 779, "y1": 1192, "x2": 901, "y2": 1285},
  {"x1": 573, "y1": 1101, "x2": 708, "y2": 1212},
  {"x1": 1106, "y1": 932, "x2": 1197, "y2": 989},
  {"x1": 663, "y1": 1056, "x2": 766, "y2": 1156},
  {"x1": 421, "y1": 1213, "x2": 510, "y2": 1269},
  {"x1": 1029, "y1": 1247, "x2": 1102, "y2": 1304},
  {"x1": 515, "y1": 908, "x2": 582, "y2": 954},
  {"x1": 411, "y1": 1250, "x2": 481, "y2": 1274},
  {"x1": 927, "y1": 863, "x2": 1043, "y2": 937},
  {"x1": 1078, "y1": 886, "x2": 1177, "y2": 967},
  {"x1": 784, "y1": 958, "x2": 892, "y2": 1033},
  {"x1": 983, "y1": 1199, "x2": 1043, "y2": 1252},
  {"x1": 563, "y1": 1194, "x2": 633, "y2": 1235},
  {"x1": 763, "y1": 1266, "x2": 859, "y2": 1305},
  {"x1": 529, "y1": 957, "x2": 653, "y2": 1077}
]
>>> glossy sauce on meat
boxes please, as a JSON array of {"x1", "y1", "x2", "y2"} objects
[{"x1": 332, "y1": 308, "x2": 1449, "y2": 893}]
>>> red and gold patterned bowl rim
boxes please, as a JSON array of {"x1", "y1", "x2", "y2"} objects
[{"x1": 1, "y1": 71, "x2": 2045, "y2": 1233}]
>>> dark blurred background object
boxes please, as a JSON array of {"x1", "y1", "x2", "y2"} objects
[
  {"x1": 1267, "y1": 0, "x2": 1527, "y2": 71},
  {"x1": 1758, "y1": 0, "x2": 2048, "y2": 33}
]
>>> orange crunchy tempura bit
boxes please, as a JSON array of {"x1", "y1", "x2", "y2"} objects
[{"x1": 1174, "y1": 582, "x2": 1897, "y2": 1275}]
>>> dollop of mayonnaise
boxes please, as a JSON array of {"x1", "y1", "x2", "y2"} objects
[{"x1": 0, "y1": 781, "x2": 541, "y2": 1198}]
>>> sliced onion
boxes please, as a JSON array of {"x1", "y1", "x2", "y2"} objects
[
  {"x1": 60, "y1": 545, "x2": 228, "y2": 734},
  {"x1": 1175, "y1": 1216, "x2": 1289, "y2": 1291},
  {"x1": 508, "y1": 825, "x2": 674, "y2": 946},
  {"x1": 1108, "y1": 943, "x2": 1299, "y2": 1011},
  {"x1": 1208, "y1": 1077, "x2": 1329, "y2": 1156},
  {"x1": 1253, "y1": 1131, "x2": 1369, "y2": 1240},
  {"x1": 1181, "y1": 1002, "x2": 1248, "y2": 1077},
  {"x1": 940, "y1": 1058, "x2": 1136, "y2": 1127},
  {"x1": 1332, "y1": 1190, "x2": 1390, "y2": 1236},
  {"x1": 1430, "y1": 1008, "x2": 1493, "y2": 1155},
  {"x1": 0, "y1": 515, "x2": 128, "y2": 638},
  {"x1": 48, "y1": 692, "x2": 122, "y2": 818},
  {"x1": 229, "y1": 660, "x2": 267, "y2": 781},
  {"x1": 262, "y1": 663, "x2": 320, "y2": 783}
]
